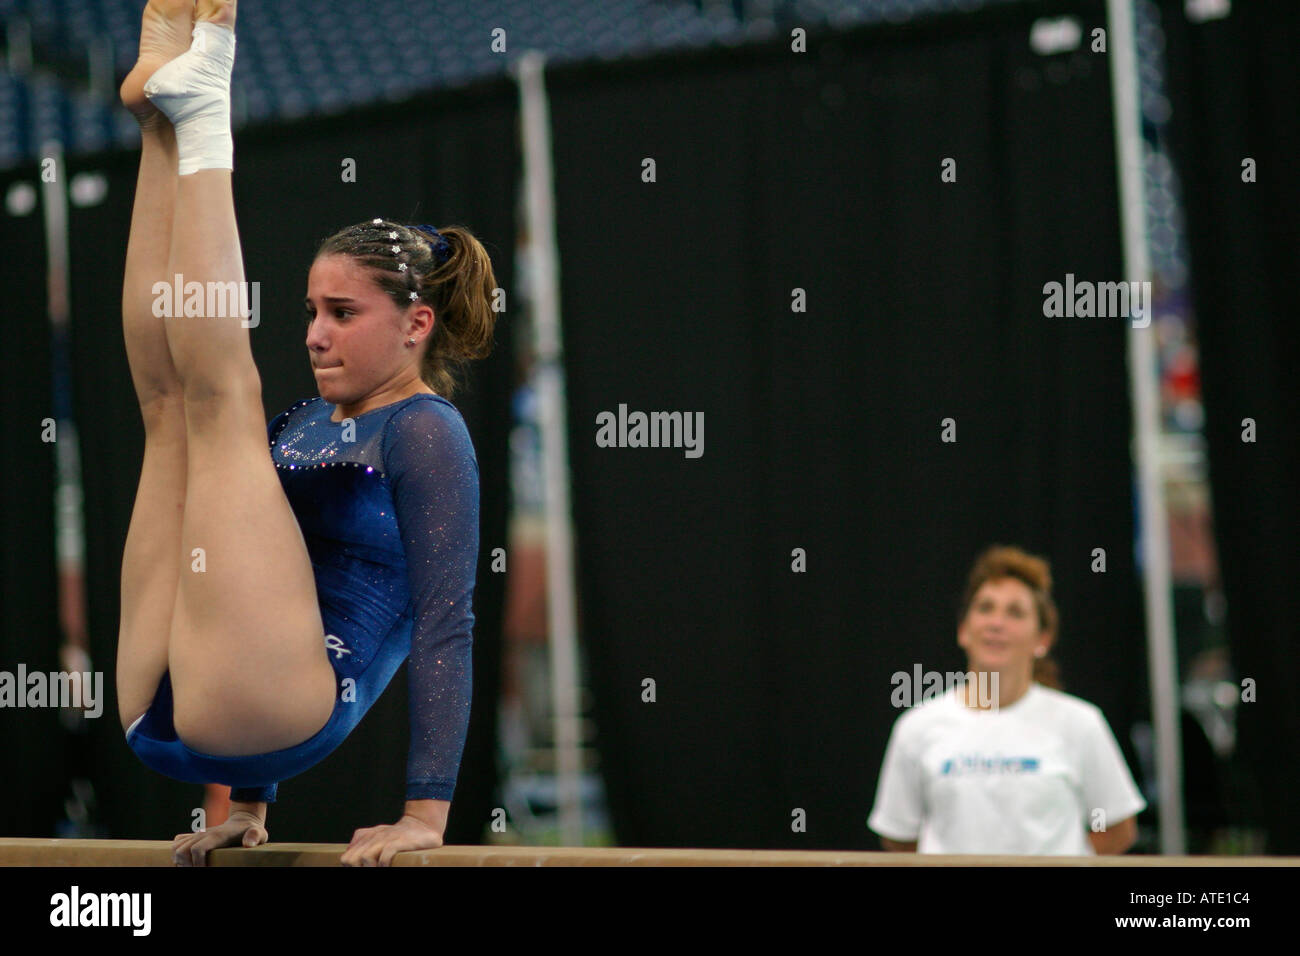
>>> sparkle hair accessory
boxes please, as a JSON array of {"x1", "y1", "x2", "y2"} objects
[
  {"x1": 370, "y1": 218, "x2": 426, "y2": 302},
  {"x1": 366, "y1": 217, "x2": 451, "y2": 326},
  {"x1": 368, "y1": 218, "x2": 450, "y2": 265}
]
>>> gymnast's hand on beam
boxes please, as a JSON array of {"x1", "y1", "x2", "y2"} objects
[
  {"x1": 171, "y1": 807, "x2": 269, "y2": 867},
  {"x1": 341, "y1": 809, "x2": 446, "y2": 867}
]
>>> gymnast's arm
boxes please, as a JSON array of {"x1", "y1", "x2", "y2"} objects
[
  {"x1": 880, "y1": 837, "x2": 919, "y2": 852},
  {"x1": 1087, "y1": 814, "x2": 1137, "y2": 854},
  {"x1": 336, "y1": 400, "x2": 476, "y2": 865},
  {"x1": 392, "y1": 403, "x2": 480, "y2": 832},
  {"x1": 388, "y1": 400, "x2": 479, "y2": 839}
]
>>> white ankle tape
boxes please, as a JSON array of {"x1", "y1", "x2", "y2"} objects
[{"x1": 143, "y1": 22, "x2": 237, "y2": 176}]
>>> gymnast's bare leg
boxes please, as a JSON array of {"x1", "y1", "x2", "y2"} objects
[
  {"x1": 117, "y1": 0, "x2": 335, "y2": 757},
  {"x1": 116, "y1": 0, "x2": 196, "y2": 734}
]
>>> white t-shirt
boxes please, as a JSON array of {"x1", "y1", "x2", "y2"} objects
[{"x1": 867, "y1": 683, "x2": 1146, "y2": 855}]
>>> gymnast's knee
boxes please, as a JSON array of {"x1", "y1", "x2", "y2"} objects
[{"x1": 179, "y1": 373, "x2": 263, "y2": 432}]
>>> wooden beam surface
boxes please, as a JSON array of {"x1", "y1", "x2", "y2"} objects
[{"x1": 0, "y1": 838, "x2": 1296, "y2": 867}]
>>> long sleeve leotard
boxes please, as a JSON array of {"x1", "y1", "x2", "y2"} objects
[{"x1": 227, "y1": 393, "x2": 478, "y2": 804}]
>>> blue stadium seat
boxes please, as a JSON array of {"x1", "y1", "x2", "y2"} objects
[{"x1": 1, "y1": 0, "x2": 1031, "y2": 170}]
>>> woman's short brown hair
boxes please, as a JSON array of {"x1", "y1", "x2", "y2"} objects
[{"x1": 958, "y1": 544, "x2": 1063, "y2": 690}]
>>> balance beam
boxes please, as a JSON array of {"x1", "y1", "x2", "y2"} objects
[{"x1": 1, "y1": 839, "x2": 1295, "y2": 866}]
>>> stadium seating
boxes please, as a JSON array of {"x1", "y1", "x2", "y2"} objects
[{"x1": 0, "y1": 0, "x2": 1019, "y2": 169}]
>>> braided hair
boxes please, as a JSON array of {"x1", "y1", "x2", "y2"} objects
[{"x1": 313, "y1": 218, "x2": 497, "y2": 399}]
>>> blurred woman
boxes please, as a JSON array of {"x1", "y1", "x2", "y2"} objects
[{"x1": 868, "y1": 545, "x2": 1145, "y2": 855}]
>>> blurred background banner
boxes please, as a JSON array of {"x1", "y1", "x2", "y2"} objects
[{"x1": 1159, "y1": 0, "x2": 1300, "y2": 854}]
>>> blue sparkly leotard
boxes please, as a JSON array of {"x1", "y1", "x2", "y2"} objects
[{"x1": 124, "y1": 393, "x2": 478, "y2": 804}]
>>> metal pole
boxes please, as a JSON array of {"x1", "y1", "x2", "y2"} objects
[
  {"x1": 514, "y1": 50, "x2": 584, "y2": 844},
  {"x1": 1106, "y1": 0, "x2": 1185, "y2": 854}
]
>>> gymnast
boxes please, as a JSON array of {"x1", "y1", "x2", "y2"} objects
[{"x1": 115, "y1": 0, "x2": 496, "y2": 866}]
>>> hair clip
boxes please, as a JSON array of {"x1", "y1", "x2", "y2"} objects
[
  {"x1": 372, "y1": 218, "x2": 383, "y2": 224},
  {"x1": 390, "y1": 245, "x2": 400, "y2": 254},
  {"x1": 409, "y1": 291, "x2": 418, "y2": 301},
  {"x1": 398, "y1": 262, "x2": 408, "y2": 272},
  {"x1": 388, "y1": 231, "x2": 398, "y2": 240},
  {"x1": 415, "y1": 224, "x2": 452, "y2": 265}
]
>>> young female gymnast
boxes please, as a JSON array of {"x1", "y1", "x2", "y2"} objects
[{"x1": 116, "y1": 0, "x2": 496, "y2": 866}]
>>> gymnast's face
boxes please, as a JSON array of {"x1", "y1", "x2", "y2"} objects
[
  {"x1": 956, "y1": 577, "x2": 1051, "y2": 675},
  {"x1": 304, "y1": 254, "x2": 430, "y2": 410}
]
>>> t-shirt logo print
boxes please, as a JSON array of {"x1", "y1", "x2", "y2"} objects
[{"x1": 940, "y1": 754, "x2": 1041, "y2": 776}]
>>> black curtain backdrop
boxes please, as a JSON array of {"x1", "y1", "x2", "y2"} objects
[
  {"x1": 0, "y1": 165, "x2": 65, "y2": 836},
  {"x1": 1160, "y1": 1, "x2": 1300, "y2": 854},
  {"x1": 551, "y1": 1, "x2": 1149, "y2": 848},
  {"x1": 58, "y1": 81, "x2": 516, "y2": 842}
]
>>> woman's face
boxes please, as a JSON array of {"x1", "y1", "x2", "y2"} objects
[
  {"x1": 956, "y1": 577, "x2": 1051, "y2": 674},
  {"x1": 303, "y1": 254, "x2": 417, "y2": 407}
]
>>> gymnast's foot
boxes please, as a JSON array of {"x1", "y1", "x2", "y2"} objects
[
  {"x1": 119, "y1": 0, "x2": 197, "y2": 130},
  {"x1": 195, "y1": 0, "x2": 237, "y2": 28},
  {"x1": 140, "y1": 0, "x2": 239, "y2": 174}
]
